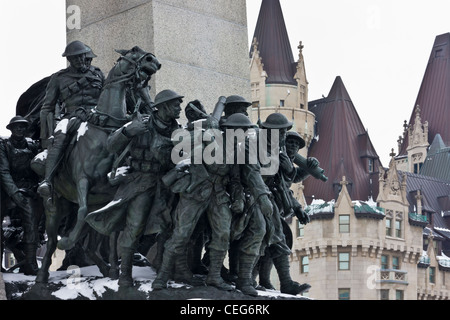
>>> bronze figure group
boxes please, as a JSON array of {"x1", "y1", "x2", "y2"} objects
[{"x1": 1, "y1": 41, "x2": 325, "y2": 298}]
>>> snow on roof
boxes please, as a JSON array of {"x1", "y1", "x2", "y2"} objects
[
  {"x1": 305, "y1": 199, "x2": 335, "y2": 215},
  {"x1": 305, "y1": 198, "x2": 384, "y2": 216}
]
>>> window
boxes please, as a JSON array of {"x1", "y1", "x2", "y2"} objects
[
  {"x1": 413, "y1": 162, "x2": 423, "y2": 174},
  {"x1": 429, "y1": 267, "x2": 436, "y2": 284},
  {"x1": 368, "y1": 158, "x2": 374, "y2": 173},
  {"x1": 338, "y1": 288, "x2": 350, "y2": 300},
  {"x1": 280, "y1": 100, "x2": 285, "y2": 107},
  {"x1": 395, "y1": 290, "x2": 404, "y2": 300},
  {"x1": 339, "y1": 253, "x2": 350, "y2": 270},
  {"x1": 392, "y1": 256, "x2": 400, "y2": 270},
  {"x1": 380, "y1": 289, "x2": 389, "y2": 300},
  {"x1": 301, "y1": 256, "x2": 309, "y2": 273},
  {"x1": 395, "y1": 220, "x2": 402, "y2": 238},
  {"x1": 252, "y1": 101, "x2": 260, "y2": 108},
  {"x1": 386, "y1": 218, "x2": 392, "y2": 236},
  {"x1": 339, "y1": 215, "x2": 350, "y2": 233},
  {"x1": 297, "y1": 221, "x2": 304, "y2": 237},
  {"x1": 251, "y1": 82, "x2": 260, "y2": 99},
  {"x1": 381, "y1": 255, "x2": 389, "y2": 269}
]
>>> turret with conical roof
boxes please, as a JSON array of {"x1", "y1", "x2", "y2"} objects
[
  {"x1": 396, "y1": 33, "x2": 450, "y2": 172},
  {"x1": 304, "y1": 76, "x2": 382, "y2": 203},
  {"x1": 250, "y1": 0, "x2": 296, "y2": 86},
  {"x1": 249, "y1": 0, "x2": 314, "y2": 156}
]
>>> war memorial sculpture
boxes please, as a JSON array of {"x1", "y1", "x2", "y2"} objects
[{"x1": 1, "y1": 40, "x2": 327, "y2": 300}]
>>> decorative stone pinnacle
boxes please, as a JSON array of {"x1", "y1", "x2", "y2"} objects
[{"x1": 390, "y1": 148, "x2": 396, "y2": 158}]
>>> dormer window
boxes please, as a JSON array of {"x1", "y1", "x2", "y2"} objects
[{"x1": 368, "y1": 158, "x2": 374, "y2": 173}]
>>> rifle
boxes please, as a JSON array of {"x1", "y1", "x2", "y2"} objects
[{"x1": 211, "y1": 96, "x2": 226, "y2": 121}]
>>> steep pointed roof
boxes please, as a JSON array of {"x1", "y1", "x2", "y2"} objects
[
  {"x1": 399, "y1": 33, "x2": 450, "y2": 155},
  {"x1": 420, "y1": 134, "x2": 450, "y2": 181},
  {"x1": 304, "y1": 76, "x2": 382, "y2": 203},
  {"x1": 250, "y1": 0, "x2": 297, "y2": 85}
]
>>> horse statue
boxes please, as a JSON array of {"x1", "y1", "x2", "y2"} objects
[{"x1": 30, "y1": 46, "x2": 161, "y2": 283}]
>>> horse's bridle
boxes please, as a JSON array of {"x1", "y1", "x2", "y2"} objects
[{"x1": 104, "y1": 52, "x2": 156, "y2": 88}]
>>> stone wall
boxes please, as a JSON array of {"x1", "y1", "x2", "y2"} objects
[{"x1": 66, "y1": 0, "x2": 251, "y2": 122}]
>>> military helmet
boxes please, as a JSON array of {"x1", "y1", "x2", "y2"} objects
[
  {"x1": 153, "y1": 90, "x2": 184, "y2": 108},
  {"x1": 261, "y1": 113, "x2": 293, "y2": 129},
  {"x1": 62, "y1": 40, "x2": 91, "y2": 57},
  {"x1": 85, "y1": 45, "x2": 97, "y2": 59},
  {"x1": 6, "y1": 116, "x2": 30, "y2": 130},
  {"x1": 286, "y1": 131, "x2": 306, "y2": 149},
  {"x1": 221, "y1": 113, "x2": 256, "y2": 128},
  {"x1": 224, "y1": 95, "x2": 252, "y2": 108}
]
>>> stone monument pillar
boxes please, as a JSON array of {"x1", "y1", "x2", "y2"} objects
[{"x1": 66, "y1": 0, "x2": 251, "y2": 118}]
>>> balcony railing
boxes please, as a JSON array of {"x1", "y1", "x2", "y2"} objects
[{"x1": 377, "y1": 269, "x2": 408, "y2": 285}]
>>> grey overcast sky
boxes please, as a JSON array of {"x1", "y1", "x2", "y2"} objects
[{"x1": 1, "y1": 1, "x2": 450, "y2": 166}]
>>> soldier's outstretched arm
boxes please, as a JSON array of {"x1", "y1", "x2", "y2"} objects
[{"x1": 106, "y1": 117, "x2": 148, "y2": 154}]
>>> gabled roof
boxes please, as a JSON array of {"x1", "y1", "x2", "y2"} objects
[
  {"x1": 303, "y1": 76, "x2": 382, "y2": 203},
  {"x1": 420, "y1": 134, "x2": 450, "y2": 181},
  {"x1": 399, "y1": 33, "x2": 450, "y2": 155},
  {"x1": 250, "y1": 0, "x2": 297, "y2": 85}
]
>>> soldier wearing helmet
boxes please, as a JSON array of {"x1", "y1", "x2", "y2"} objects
[
  {"x1": 219, "y1": 95, "x2": 252, "y2": 126},
  {"x1": 37, "y1": 41, "x2": 104, "y2": 199},
  {"x1": 254, "y1": 112, "x2": 312, "y2": 295},
  {"x1": 85, "y1": 89, "x2": 183, "y2": 288},
  {"x1": 152, "y1": 106, "x2": 272, "y2": 296},
  {"x1": 0, "y1": 116, "x2": 43, "y2": 275}
]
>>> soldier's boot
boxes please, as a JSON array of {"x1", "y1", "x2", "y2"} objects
[
  {"x1": 190, "y1": 237, "x2": 208, "y2": 275},
  {"x1": 151, "y1": 232, "x2": 168, "y2": 272},
  {"x1": 174, "y1": 251, "x2": 204, "y2": 286},
  {"x1": 152, "y1": 251, "x2": 176, "y2": 290},
  {"x1": 118, "y1": 249, "x2": 134, "y2": 287},
  {"x1": 236, "y1": 254, "x2": 259, "y2": 297},
  {"x1": 258, "y1": 255, "x2": 275, "y2": 290},
  {"x1": 206, "y1": 249, "x2": 234, "y2": 291},
  {"x1": 37, "y1": 144, "x2": 63, "y2": 198},
  {"x1": 273, "y1": 254, "x2": 311, "y2": 295},
  {"x1": 22, "y1": 243, "x2": 39, "y2": 276},
  {"x1": 225, "y1": 247, "x2": 239, "y2": 283}
]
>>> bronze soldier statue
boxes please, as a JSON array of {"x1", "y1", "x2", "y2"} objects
[
  {"x1": 218, "y1": 95, "x2": 252, "y2": 127},
  {"x1": 0, "y1": 116, "x2": 43, "y2": 275},
  {"x1": 257, "y1": 113, "x2": 312, "y2": 295},
  {"x1": 37, "y1": 40, "x2": 105, "y2": 198},
  {"x1": 153, "y1": 111, "x2": 272, "y2": 295},
  {"x1": 85, "y1": 89, "x2": 183, "y2": 288},
  {"x1": 215, "y1": 96, "x2": 273, "y2": 295},
  {"x1": 223, "y1": 113, "x2": 273, "y2": 296},
  {"x1": 256, "y1": 129, "x2": 318, "y2": 292}
]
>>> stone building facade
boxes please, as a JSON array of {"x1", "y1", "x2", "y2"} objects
[{"x1": 249, "y1": 1, "x2": 450, "y2": 300}]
